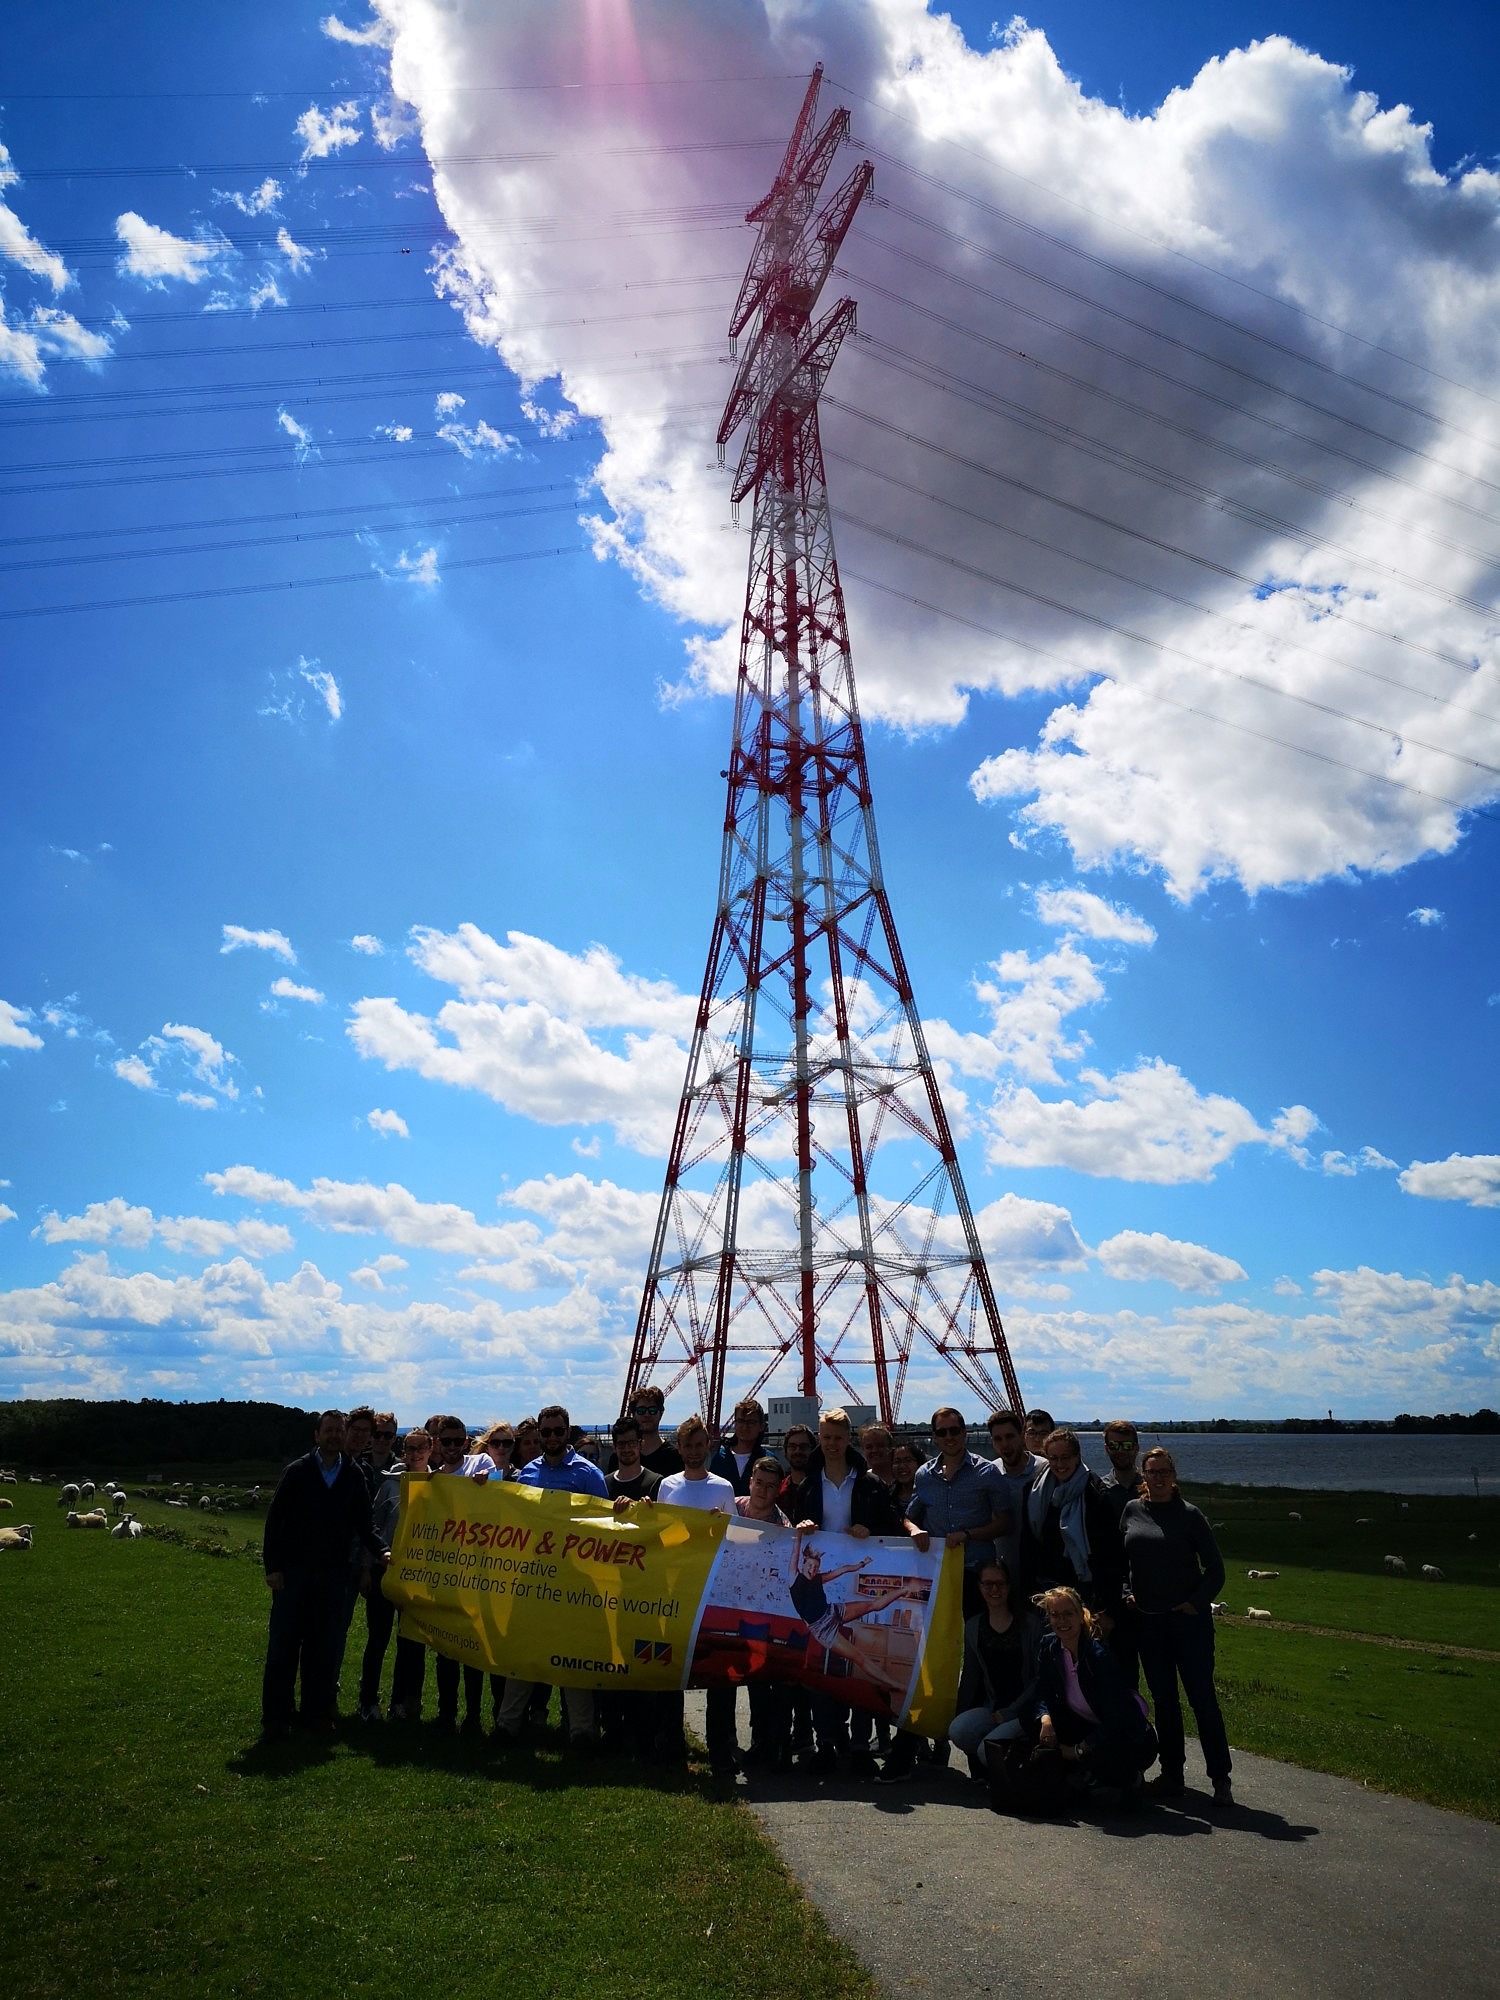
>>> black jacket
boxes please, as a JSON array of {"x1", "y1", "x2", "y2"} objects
[
  {"x1": 262, "y1": 1450, "x2": 383, "y2": 1575},
  {"x1": 797, "y1": 1456, "x2": 905, "y2": 1537},
  {"x1": 956, "y1": 1608, "x2": 1045, "y2": 1722},
  {"x1": 1019, "y1": 1473, "x2": 1125, "y2": 1616},
  {"x1": 1034, "y1": 1631, "x2": 1150, "y2": 1755},
  {"x1": 708, "y1": 1437, "x2": 769, "y2": 1496}
]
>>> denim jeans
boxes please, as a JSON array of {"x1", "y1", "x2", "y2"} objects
[
  {"x1": 358, "y1": 1581, "x2": 396, "y2": 1708},
  {"x1": 948, "y1": 1705, "x2": 1025, "y2": 1762},
  {"x1": 1138, "y1": 1608, "x2": 1232, "y2": 1782},
  {"x1": 390, "y1": 1635, "x2": 426, "y2": 1715},
  {"x1": 262, "y1": 1566, "x2": 345, "y2": 1727}
]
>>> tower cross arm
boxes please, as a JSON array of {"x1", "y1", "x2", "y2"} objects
[
  {"x1": 728, "y1": 101, "x2": 853, "y2": 341},
  {"x1": 729, "y1": 296, "x2": 858, "y2": 504}
]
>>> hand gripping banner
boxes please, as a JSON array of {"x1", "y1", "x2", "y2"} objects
[{"x1": 385, "y1": 1478, "x2": 964, "y2": 1737}]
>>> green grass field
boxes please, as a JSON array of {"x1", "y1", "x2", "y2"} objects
[
  {"x1": 2, "y1": 1471, "x2": 1495, "y2": 2000},
  {"x1": 0, "y1": 1528, "x2": 875, "y2": 2000}
]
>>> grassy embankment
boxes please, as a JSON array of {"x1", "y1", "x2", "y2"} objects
[
  {"x1": 0, "y1": 1521, "x2": 875, "y2": 2000},
  {"x1": 1177, "y1": 1481, "x2": 1499, "y2": 1821}
]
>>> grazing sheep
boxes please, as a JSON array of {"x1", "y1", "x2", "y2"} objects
[
  {"x1": 1400, "y1": 1501, "x2": 1410, "y2": 1511},
  {"x1": 0, "y1": 1524, "x2": 34, "y2": 1551},
  {"x1": 1288, "y1": 1511, "x2": 1302, "y2": 1522},
  {"x1": 1469, "y1": 1534, "x2": 1478, "y2": 1542},
  {"x1": 1384, "y1": 1555, "x2": 1408, "y2": 1574},
  {"x1": 67, "y1": 1509, "x2": 108, "y2": 1530},
  {"x1": 1209, "y1": 1601, "x2": 1228, "y2": 1618},
  {"x1": 58, "y1": 1483, "x2": 80, "y2": 1509},
  {"x1": 79, "y1": 1481, "x2": 96, "y2": 1503},
  {"x1": 0, "y1": 1497, "x2": 12, "y2": 1511},
  {"x1": 164, "y1": 1497, "x2": 187, "y2": 1509},
  {"x1": 0, "y1": 1469, "x2": 17, "y2": 1483},
  {"x1": 1247, "y1": 1607, "x2": 1272, "y2": 1621},
  {"x1": 111, "y1": 1490, "x2": 130, "y2": 1514},
  {"x1": 198, "y1": 1495, "x2": 213, "y2": 1511},
  {"x1": 1355, "y1": 1517, "x2": 1373, "y2": 1525},
  {"x1": 1247, "y1": 1568, "x2": 1280, "y2": 1580},
  {"x1": 1421, "y1": 1564, "x2": 1446, "y2": 1582}
]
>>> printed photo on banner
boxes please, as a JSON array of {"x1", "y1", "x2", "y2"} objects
[{"x1": 689, "y1": 1518, "x2": 939, "y2": 1724}]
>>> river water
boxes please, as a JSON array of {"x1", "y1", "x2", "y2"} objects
[{"x1": 1070, "y1": 1430, "x2": 1500, "y2": 1497}]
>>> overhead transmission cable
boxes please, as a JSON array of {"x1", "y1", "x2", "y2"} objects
[
  {"x1": 839, "y1": 557, "x2": 1497, "y2": 826},
  {"x1": 830, "y1": 81, "x2": 1500, "y2": 417},
  {"x1": 854, "y1": 333, "x2": 1500, "y2": 597},
  {"x1": 825, "y1": 398, "x2": 1498, "y2": 702},
  {"x1": 841, "y1": 266, "x2": 1500, "y2": 531},
  {"x1": 828, "y1": 480, "x2": 1500, "y2": 780}
]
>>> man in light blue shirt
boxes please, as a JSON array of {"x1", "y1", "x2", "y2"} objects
[
  {"x1": 496, "y1": 1403, "x2": 607, "y2": 1746},
  {"x1": 905, "y1": 1405, "x2": 1012, "y2": 1621},
  {"x1": 515, "y1": 1403, "x2": 610, "y2": 1499}
]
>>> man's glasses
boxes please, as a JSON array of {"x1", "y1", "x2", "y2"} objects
[
  {"x1": 373, "y1": 1428, "x2": 396, "y2": 1439},
  {"x1": 630, "y1": 1402, "x2": 660, "y2": 1416},
  {"x1": 402, "y1": 1440, "x2": 429, "y2": 1454},
  {"x1": 934, "y1": 1424, "x2": 965, "y2": 1437},
  {"x1": 538, "y1": 1425, "x2": 567, "y2": 1440},
  {"x1": 438, "y1": 1435, "x2": 466, "y2": 1448}
]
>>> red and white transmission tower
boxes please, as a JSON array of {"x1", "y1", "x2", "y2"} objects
[{"x1": 623, "y1": 68, "x2": 1022, "y2": 1430}]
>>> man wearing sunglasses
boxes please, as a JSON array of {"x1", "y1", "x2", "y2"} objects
[
  {"x1": 905, "y1": 1408, "x2": 1012, "y2": 1622},
  {"x1": 498, "y1": 1404, "x2": 608, "y2": 1748}
]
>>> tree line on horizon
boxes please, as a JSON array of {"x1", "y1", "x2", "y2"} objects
[{"x1": 0, "y1": 1397, "x2": 1496, "y2": 1469}]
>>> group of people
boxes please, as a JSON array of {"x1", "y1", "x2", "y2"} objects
[{"x1": 259, "y1": 1392, "x2": 1234, "y2": 1812}]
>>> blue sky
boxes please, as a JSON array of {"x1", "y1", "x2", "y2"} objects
[{"x1": 1, "y1": 0, "x2": 1496, "y2": 1423}]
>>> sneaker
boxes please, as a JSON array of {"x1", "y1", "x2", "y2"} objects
[
  {"x1": 1150, "y1": 1771, "x2": 1186, "y2": 1798},
  {"x1": 849, "y1": 1750, "x2": 880, "y2": 1782},
  {"x1": 875, "y1": 1758, "x2": 915, "y2": 1785},
  {"x1": 387, "y1": 1701, "x2": 410, "y2": 1724},
  {"x1": 358, "y1": 1702, "x2": 382, "y2": 1724},
  {"x1": 1210, "y1": 1781, "x2": 1235, "y2": 1809}
]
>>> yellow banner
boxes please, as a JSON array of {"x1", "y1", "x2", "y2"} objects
[{"x1": 386, "y1": 1477, "x2": 963, "y2": 1736}]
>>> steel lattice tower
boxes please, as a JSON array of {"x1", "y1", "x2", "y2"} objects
[{"x1": 624, "y1": 69, "x2": 1022, "y2": 1430}]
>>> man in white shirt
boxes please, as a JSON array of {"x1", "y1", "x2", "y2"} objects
[{"x1": 657, "y1": 1414, "x2": 736, "y2": 1513}]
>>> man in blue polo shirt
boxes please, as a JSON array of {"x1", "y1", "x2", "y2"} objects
[
  {"x1": 495, "y1": 1403, "x2": 608, "y2": 1747},
  {"x1": 905, "y1": 1405, "x2": 1012, "y2": 1622}
]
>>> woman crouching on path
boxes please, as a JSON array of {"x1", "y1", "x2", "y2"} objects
[
  {"x1": 947, "y1": 1558, "x2": 1043, "y2": 1792},
  {"x1": 1032, "y1": 1586, "x2": 1156, "y2": 1809},
  {"x1": 1121, "y1": 1447, "x2": 1233, "y2": 1807}
]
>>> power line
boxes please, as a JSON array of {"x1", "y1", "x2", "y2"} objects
[
  {"x1": 20, "y1": 139, "x2": 784, "y2": 180},
  {"x1": 0, "y1": 72, "x2": 808, "y2": 100},
  {"x1": 855, "y1": 334, "x2": 1500, "y2": 608},
  {"x1": 831, "y1": 493, "x2": 1500, "y2": 781},
  {"x1": 826, "y1": 401, "x2": 1497, "y2": 705},
  {"x1": 840, "y1": 560, "x2": 1497, "y2": 827},
  {"x1": 0, "y1": 477, "x2": 575, "y2": 550},
  {"x1": 0, "y1": 542, "x2": 584, "y2": 621},
  {"x1": 0, "y1": 494, "x2": 581, "y2": 577},
  {"x1": 843, "y1": 265, "x2": 1500, "y2": 531},
  {"x1": 832, "y1": 83, "x2": 1500, "y2": 417}
]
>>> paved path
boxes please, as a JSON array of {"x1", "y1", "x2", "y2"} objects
[{"x1": 685, "y1": 1699, "x2": 1500, "y2": 1999}]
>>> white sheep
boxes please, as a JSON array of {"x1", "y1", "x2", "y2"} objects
[
  {"x1": 111, "y1": 1490, "x2": 130, "y2": 1514},
  {"x1": 58, "y1": 1483, "x2": 80, "y2": 1509},
  {"x1": 1355, "y1": 1517, "x2": 1372, "y2": 1525},
  {"x1": 0, "y1": 1497, "x2": 12, "y2": 1511},
  {"x1": 67, "y1": 1509, "x2": 108, "y2": 1530},
  {"x1": 1247, "y1": 1607, "x2": 1272, "y2": 1621},
  {"x1": 1421, "y1": 1564, "x2": 1446, "y2": 1582},
  {"x1": 1210, "y1": 1601, "x2": 1228, "y2": 1617},
  {"x1": 79, "y1": 1481, "x2": 96, "y2": 1503},
  {"x1": 0, "y1": 1524, "x2": 33, "y2": 1551},
  {"x1": 0, "y1": 1469, "x2": 17, "y2": 1483},
  {"x1": 111, "y1": 1513, "x2": 143, "y2": 1539},
  {"x1": 1384, "y1": 1555, "x2": 1408, "y2": 1574},
  {"x1": 1288, "y1": 1511, "x2": 1302, "y2": 1522},
  {"x1": 199, "y1": 1494, "x2": 213, "y2": 1511},
  {"x1": 1246, "y1": 1568, "x2": 1280, "y2": 1580}
]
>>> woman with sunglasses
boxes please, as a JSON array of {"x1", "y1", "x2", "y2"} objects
[
  {"x1": 477, "y1": 1424, "x2": 518, "y2": 1480},
  {"x1": 1122, "y1": 1447, "x2": 1232, "y2": 1807}
]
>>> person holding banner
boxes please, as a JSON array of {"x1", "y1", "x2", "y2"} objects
[
  {"x1": 905, "y1": 1408, "x2": 1012, "y2": 1620},
  {"x1": 947, "y1": 1558, "x2": 1044, "y2": 1793},
  {"x1": 495, "y1": 1406, "x2": 608, "y2": 1750},
  {"x1": 709, "y1": 1399, "x2": 770, "y2": 1496},
  {"x1": 430, "y1": 1417, "x2": 500, "y2": 1732},
  {"x1": 603, "y1": 1415, "x2": 661, "y2": 1502},
  {"x1": 656, "y1": 1416, "x2": 735, "y2": 1514}
]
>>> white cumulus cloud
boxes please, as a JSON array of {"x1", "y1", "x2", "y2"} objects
[
  {"x1": 0, "y1": 1001, "x2": 43, "y2": 1051},
  {"x1": 270, "y1": 978, "x2": 325, "y2": 1005},
  {"x1": 115, "y1": 212, "x2": 226, "y2": 286},
  {"x1": 221, "y1": 925, "x2": 296, "y2": 962},
  {"x1": 296, "y1": 100, "x2": 363, "y2": 161},
  {"x1": 351, "y1": 934, "x2": 386, "y2": 955},
  {"x1": 369, "y1": 4, "x2": 1500, "y2": 901},
  {"x1": 987, "y1": 1057, "x2": 1268, "y2": 1183},
  {"x1": 1095, "y1": 1228, "x2": 1247, "y2": 1292},
  {"x1": 0, "y1": 145, "x2": 72, "y2": 291},
  {"x1": 35, "y1": 1198, "x2": 293, "y2": 1260},
  {"x1": 366, "y1": 1108, "x2": 409, "y2": 1138},
  {"x1": 1034, "y1": 887, "x2": 1156, "y2": 946},
  {"x1": 1398, "y1": 1153, "x2": 1500, "y2": 1209}
]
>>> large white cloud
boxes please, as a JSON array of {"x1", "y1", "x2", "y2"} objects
[
  {"x1": 0, "y1": 1001, "x2": 43, "y2": 1051},
  {"x1": 115, "y1": 212, "x2": 228, "y2": 286},
  {"x1": 36, "y1": 1198, "x2": 293, "y2": 1260},
  {"x1": 1095, "y1": 1228, "x2": 1247, "y2": 1292},
  {"x1": 362, "y1": 1, "x2": 1500, "y2": 900},
  {"x1": 1398, "y1": 1153, "x2": 1500, "y2": 1209}
]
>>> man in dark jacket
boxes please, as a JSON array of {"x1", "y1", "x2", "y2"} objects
[
  {"x1": 260, "y1": 1410, "x2": 387, "y2": 1740},
  {"x1": 791, "y1": 1409, "x2": 911, "y2": 1777},
  {"x1": 708, "y1": 1398, "x2": 769, "y2": 1496}
]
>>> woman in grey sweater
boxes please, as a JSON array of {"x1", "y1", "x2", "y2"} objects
[{"x1": 1120, "y1": 1447, "x2": 1232, "y2": 1806}]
